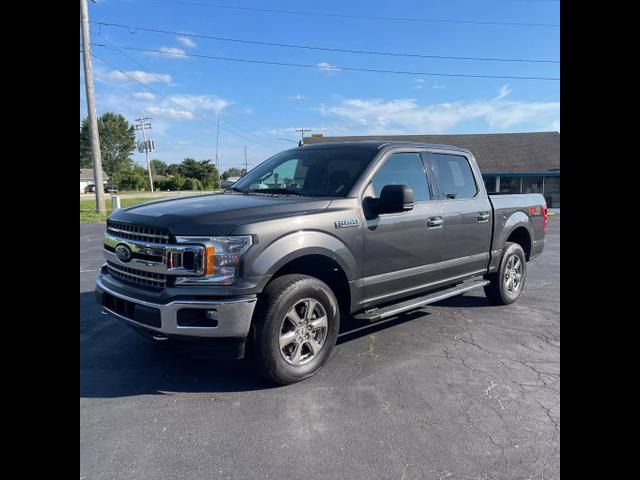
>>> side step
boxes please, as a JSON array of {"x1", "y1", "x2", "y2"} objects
[{"x1": 354, "y1": 278, "x2": 490, "y2": 322}]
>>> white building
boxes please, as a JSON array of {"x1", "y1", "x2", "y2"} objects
[{"x1": 80, "y1": 168, "x2": 109, "y2": 193}]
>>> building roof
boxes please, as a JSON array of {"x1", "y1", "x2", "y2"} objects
[
  {"x1": 80, "y1": 168, "x2": 108, "y2": 181},
  {"x1": 302, "y1": 131, "x2": 560, "y2": 174}
]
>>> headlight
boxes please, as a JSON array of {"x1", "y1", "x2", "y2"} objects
[{"x1": 174, "y1": 235, "x2": 253, "y2": 286}]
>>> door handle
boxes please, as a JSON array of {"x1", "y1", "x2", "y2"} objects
[
  {"x1": 427, "y1": 216, "x2": 444, "y2": 228},
  {"x1": 477, "y1": 212, "x2": 490, "y2": 223}
]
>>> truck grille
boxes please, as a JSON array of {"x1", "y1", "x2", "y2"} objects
[
  {"x1": 106, "y1": 261, "x2": 167, "y2": 289},
  {"x1": 106, "y1": 220, "x2": 170, "y2": 244}
]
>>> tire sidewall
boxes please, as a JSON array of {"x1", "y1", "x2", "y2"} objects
[
  {"x1": 498, "y1": 243, "x2": 527, "y2": 304},
  {"x1": 260, "y1": 278, "x2": 340, "y2": 384}
]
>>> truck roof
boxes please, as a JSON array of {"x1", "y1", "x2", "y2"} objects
[{"x1": 296, "y1": 140, "x2": 472, "y2": 155}]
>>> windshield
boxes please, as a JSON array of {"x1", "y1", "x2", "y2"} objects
[{"x1": 230, "y1": 147, "x2": 377, "y2": 197}]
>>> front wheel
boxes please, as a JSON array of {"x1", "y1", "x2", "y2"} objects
[
  {"x1": 484, "y1": 242, "x2": 527, "y2": 305},
  {"x1": 252, "y1": 274, "x2": 340, "y2": 385}
]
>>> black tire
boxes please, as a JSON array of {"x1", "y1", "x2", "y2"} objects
[
  {"x1": 484, "y1": 242, "x2": 527, "y2": 305},
  {"x1": 252, "y1": 274, "x2": 340, "y2": 385}
]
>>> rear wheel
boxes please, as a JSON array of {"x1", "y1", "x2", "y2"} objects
[
  {"x1": 252, "y1": 274, "x2": 340, "y2": 385},
  {"x1": 484, "y1": 242, "x2": 527, "y2": 305}
]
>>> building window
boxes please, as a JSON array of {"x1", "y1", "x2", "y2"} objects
[
  {"x1": 543, "y1": 176, "x2": 560, "y2": 208},
  {"x1": 522, "y1": 176, "x2": 543, "y2": 194},
  {"x1": 482, "y1": 175, "x2": 497, "y2": 193},
  {"x1": 500, "y1": 176, "x2": 521, "y2": 193}
]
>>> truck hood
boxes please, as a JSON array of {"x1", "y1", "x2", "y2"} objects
[{"x1": 108, "y1": 193, "x2": 332, "y2": 236}]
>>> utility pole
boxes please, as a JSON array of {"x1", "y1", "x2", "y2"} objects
[
  {"x1": 295, "y1": 128, "x2": 311, "y2": 144},
  {"x1": 215, "y1": 113, "x2": 221, "y2": 173},
  {"x1": 134, "y1": 117, "x2": 155, "y2": 192},
  {"x1": 244, "y1": 146, "x2": 248, "y2": 175},
  {"x1": 80, "y1": 0, "x2": 106, "y2": 214}
]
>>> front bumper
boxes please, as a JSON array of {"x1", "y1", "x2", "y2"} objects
[{"x1": 95, "y1": 274, "x2": 257, "y2": 339}]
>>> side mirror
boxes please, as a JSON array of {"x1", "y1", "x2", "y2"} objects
[{"x1": 379, "y1": 184, "x2": 414, "y2": 214}]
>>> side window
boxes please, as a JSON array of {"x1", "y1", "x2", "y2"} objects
[
  {"x1": 369, "y1": 153, "x2": 430, "y2": 201},
  {"x1": 428, "y1": 153, "x2": 478, "y2": 200}
]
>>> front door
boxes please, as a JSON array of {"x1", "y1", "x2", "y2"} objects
[{"x1": 361, "y1": 151, "x2": 445, "y2": 306}]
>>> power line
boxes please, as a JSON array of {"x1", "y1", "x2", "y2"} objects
[
  {"x1": 144, "y1": 0, "x2": 560, "y2": 27},
  {"x1": 91, "y1": 53, "x2": 282, "y2": 151},
  {"x1": 95, "y1": 32, "x2": 282, "y2": 149},
  {"x1": 95, "y1": 21, "x2": 559, "y2": 64},
  {"x1": 93, "y1": 44, "x2": 560, "y2": 81}
]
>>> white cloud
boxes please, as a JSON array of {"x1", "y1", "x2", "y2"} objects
[
  {"x1": 414, "y1": 79, "x2": 424, "y2": 89},
  {"x1": 132, "y1": 92, "x2": 155, "y2": 101},
  {"x1": 495, "y1": 84, "x2": 512, "y2": 100},
  {"x1": 176, "y1": 36, "x2": 197, "y2": 48},
  {"x1": 141, "y1": 95, "x2": 230, "y2": 121},
  {"x1": 146, "y1": 47, "x2": 187, "y2": 59},
  {"x1": 287, "y1": 94, "x2": 306, "y2": 100},
  {"x1": 319, "y1": 88, "x2": 560, "y2": 134},
  {"x1": 103, "y1": 70, "x2": 172, "y2": 85},
  {"x1": 144, "y1": 107, "x2": 194, "y2": 120},
  {"x1": 168, "y1": 95, "x2": 229, "y2": 114},
  {"x1": 317, "y1": 62, "x2": 341, "y2": 74},
  {"x1": 432, "y1": 83, "x2": 446, "y2": 90}
]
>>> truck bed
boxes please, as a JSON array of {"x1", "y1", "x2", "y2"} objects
[{"x1": 489, "y1": 193, "x2": 547, "y2": 260}]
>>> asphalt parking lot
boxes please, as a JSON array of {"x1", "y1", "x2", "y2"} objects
[{"x1": 80, "y1": 217, "x2": 559, "y2": 480}]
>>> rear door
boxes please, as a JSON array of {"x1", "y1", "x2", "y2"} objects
[
  {"x1": 424, "y1": 150, "x2": 492, "y2": 280},
  {"x1": 360, "y1": 149, "x2": 445, "y2": 305}
]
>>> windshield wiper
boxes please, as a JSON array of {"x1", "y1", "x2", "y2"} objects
[{"x1": 247, "y1": 188, "x2": 305, "y2": 196}]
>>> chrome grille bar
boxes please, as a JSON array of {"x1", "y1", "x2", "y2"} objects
[
  {"x1": 106, "y1": 261, "x2": 167, "y2": 289},
  {"x1": 107, "y1": 220, "x2": 170, "y2": 244}
]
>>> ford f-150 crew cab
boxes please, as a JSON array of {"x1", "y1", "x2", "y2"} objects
[{"x1": 95, "y1": 141, "x2": 547, "y2": 384}]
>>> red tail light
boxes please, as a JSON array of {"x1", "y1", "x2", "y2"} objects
[{"x1": 542, "y1": 206, "x2": 548, "y2": 231}]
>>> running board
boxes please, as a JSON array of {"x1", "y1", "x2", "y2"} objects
[{"x1": 354, "y1": 279, "x2": 490, "y2": 322}]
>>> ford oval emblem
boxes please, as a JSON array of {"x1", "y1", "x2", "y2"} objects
[{"x1": 115, "y1": 243, "x2": 133, "y2": 263}]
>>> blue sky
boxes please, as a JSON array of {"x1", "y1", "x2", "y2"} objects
[{"x1": 81, "y1": 0, "x2": 560, "y2": 170}]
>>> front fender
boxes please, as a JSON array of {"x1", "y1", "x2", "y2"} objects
[{"x1": 251, "y1": 230, "x2": 359, "y2": 285}]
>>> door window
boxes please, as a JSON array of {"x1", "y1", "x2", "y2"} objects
[
  {"x1": 369, "y1": 153, "x2": 430, "y2": 201},
  {"x1": 429, "y1": 153, "x2": 478, "y2": 200}
]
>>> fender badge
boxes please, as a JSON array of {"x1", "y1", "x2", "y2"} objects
[{"x1": 335, "y1": 219, "x2": 360, "y2": 228}]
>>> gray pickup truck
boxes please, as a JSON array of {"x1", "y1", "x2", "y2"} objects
[{"x1": 96, "y1": 141, "x2": 546, "y2": 384}]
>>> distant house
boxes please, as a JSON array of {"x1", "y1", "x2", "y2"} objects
[
  {"x1": 80, "y1": 168, "x2": 109, "y2": 193},
  {"x1": 303, "y1": 132, "x2": 560, "y2": 208},
  {"x1": 220, "y1": 176, "x2": 241, "y2": 189}
]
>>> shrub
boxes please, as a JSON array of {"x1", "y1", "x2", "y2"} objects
[{"x1": 183, "y1": 177, "x2": 203, "y2": 191}]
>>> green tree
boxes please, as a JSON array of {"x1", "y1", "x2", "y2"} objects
[
  {"x1": 111, "y1": 165, "x2": 149, "y2": 191},
  {"x1": 166, "y1": 163, "x2": 180, "y2": 176},
  {"x1": 222, "y1": 167, "x2": 243, "y2": 180},
  {"x1": 80, "y1": 113, "x2": 136, "y2": 175},
  {"x1": 150, "y1": 159, "x2": 169, "y2": 176},
  {"x1": 183, "y1": 177, "x2": 203, "y2": 191},
  {"x1": 159, "y1": 173, "x2": 186, "y2": 191},
  {"x1": 176, "y1": 158, "x2": 219, "y2": 190},
  {"x1": 80, "y1": 128, "x2": 91, "y2": 168}
]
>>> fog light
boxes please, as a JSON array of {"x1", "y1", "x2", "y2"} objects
[{"x1": 177, "y1": 308, "x2": 219, "y2": 327}]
